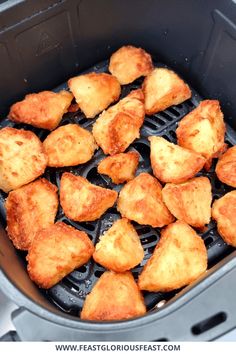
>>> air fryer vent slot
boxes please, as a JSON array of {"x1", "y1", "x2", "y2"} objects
[
  {"x1": 191, "y1": 312, "x2": 227, "y2": 335},
  {"x1": 0, "y1": 59, "x2": 235, "y2": 316},
  {"x1": 153, "y1": 338, "x2": 168, "y2": 342}
]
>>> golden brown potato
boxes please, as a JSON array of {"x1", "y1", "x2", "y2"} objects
[
  {"x1": 68, "y1": 72, "x2": 121, "y2": 118},
  {"x1": 149, "y1": 136, "x2": 206, "y2": 183},
  {"x1": 27, "y1": 222, "x2": 94, "y2": 289},
  {"x1": 108, "y1": 45, "x2": 153, "y2": 85},
  {"x1": 126, "y1": 89, "x2": 144, "y2": 101},
  {"x1": 5, "y1": 178, "x2": 58, "y2": 250},
  {"x1": 212, "y1": 191, "x2": 236, "y2": 247},
  {"x1": 142, "y1": 68, "x2": 191, "y2": 115},
  {"x1": 117, "y1": 172, "x2": 174, "y2": 227},
  {"x1": 162, "y1": 177, "x2": 212, "y2": 228},
  {"x1": 60, "y1": 172, "x2": 118, "y2": 222},
  {"x1": 43, "y1": 124, "x2": 97, "y2": 167},
  {"x1": 176, "y1": 100, "x2": 226, "y2": 168},
  {"x1": 93, "y1": 218, "x2": 144, "y2": 272},
  {"x1": 0, "y1": 127, "x2": 47, "y2": 193},
  {"x1": 9, "y1": 90, "x2": 73, "y2": 130},
  {"x1": 215, "y1": 146, "x2": 236, "y2": 188},
  {"x1": 97, "y1": 151, "x2": 139, "y2": 184},
  {"x1": 81, "y1": 271, "x2": 146, "y2": 321},
  {"x1": 138, "y1": 221, "x2": 207, "y2": 292},
  {"x1": 92, "y1": 89, "x2": 145, "y2": 155}
]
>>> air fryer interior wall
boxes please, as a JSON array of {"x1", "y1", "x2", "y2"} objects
[
  {"x1": 0, "y1": 0, "x2": 236, "y2": 341},
  {"x1": 0, "y1": 0, "x2": 236, "y2": 123}
]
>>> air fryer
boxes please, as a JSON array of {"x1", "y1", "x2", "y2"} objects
[{"x1": 0, "y1": 0, "x2": 236, "y2": 342}]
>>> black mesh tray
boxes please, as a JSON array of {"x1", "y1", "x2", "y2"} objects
[{"x1": 0, "y1": 60, "x2": 235, "y2": 317}]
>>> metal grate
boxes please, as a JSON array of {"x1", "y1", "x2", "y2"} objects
[{"x1": 0, "y1": 60, "x2": 235, "y2": 316}]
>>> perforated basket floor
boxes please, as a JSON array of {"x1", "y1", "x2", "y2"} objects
[{"x1": 0, "y1": 60, "x2": 235, "y2": 316}]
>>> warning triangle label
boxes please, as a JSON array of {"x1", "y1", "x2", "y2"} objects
[{"x1": 36, "y1": 31, "x2": 60, "y2": 56}]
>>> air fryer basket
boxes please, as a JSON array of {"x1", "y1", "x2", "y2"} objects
[{"x1": 0, "y1": 0, "x2": 236, "y2": 342}]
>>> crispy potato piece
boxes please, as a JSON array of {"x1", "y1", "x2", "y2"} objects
[
  {"x1": 126, "y1": 89, "x2": 144, "y2": 101},
  {"x1": 149, "y1": 136, "x2": 206, "y2": 183},
  {"x1": 108, "y1": 45, "x2": 153, "y2": 84},
  {"x1": 117, "y1": 172, "x2": 174, "y2": 227},
  {"x1": 9, "y1": 90, "x2": 73, "y2": 130},
  {"x1": 68, "y1": 73, "x2": 121, "y2": 118},
  {"x1": 93, "y1": 218, "x2": 144, "y2": 272},
  {"x1": 43, "y1": 124, "x2": 97, "y2": 167},
  {"x1": 162, "y1": 177, "x2": 212, "y2": 228},
  {"x1": 92, "y1": 89, "x2": 145, "y2": 155},
  {"x1": 60, "y1": 172, "x2": 118, "y2": 222},
  {"x1": 27, "y1": 222, "x2": 94, "y2": 289},
  {"x1": 138, "y1": 221, "x2": 207, "y2": 292},
  {"x1": 215, "y1": 146, "x2": 236, "y2": 187},
  {"x1": 212, "y1": 191, "x2": 236, "y2": 247},
  {"x1": 81, "y1": 271, "x2": 146, "y2": 321},
  {"x1": 0, "y1": 127, "x2": 47, "y2": 193},
  {"x1": 5, "y1": 178, "x2": 58, "y2": 250},
  {"x1": 142, "y1": 68, "x2": 191, "y2": 115},
  {"x1": 97, "y1": 151, "x2": 139, "y2": 184},
  {"x1": 176, "y1": 100, "x2": 226, "y2": 167}
]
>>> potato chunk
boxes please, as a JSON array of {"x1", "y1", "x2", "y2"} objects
[
  {"x1": 9, "y1": 90, "x2": 73, "y2": 130},
  {"x1": 60, "y1": 172, "x2": 118, "y2": 222},
  {"x1": 142, "y1": 68, "x2": 191, "y2": 115},
  {"x1": 109, "y1": 45, "x2": 153, "y2": 84},
  {"x1": 162, "y1": 177, "x2": 212, "y2": 228},
  {"x1": 0, "y1": 127, "x2": 47, "y2": 193},
  {"x1": 81, "y1": 271, "x2": 146, "y2": 321},
  {"x1": 43, "y1": 124, "x2": 97, "y2": 167},
  {"x1": 216, "y1": 146, "x2": 236, "y2": 187},
  {"x1": 176, "y1": 100, "x2": 226, "y2": 167},
  {"x1": 27, "y1": 222, "x2": 94, "y2": 289},
  {"x1": 212, "y1": 191, "x2": 236, "y2": 247},
  {"x1": 93, "y1": 218, "x2": 144, "y2": 272},
  {"x1": 138, "y1": 221, "x2": 207, "y2": 292},
  {"x1": 92, "y1": 89, "x2": 145, "y2": 155},
  {"x1": 117, "y1": 172, "x2": 174, "y2": 227},
  {"x1": 5, "y1": 178, "x2": 58, "y2": 250},
  {"x1": 149, "y1": 136, "x2": 206, "y2": 183},
  {"x1": 68, "y1": 73, "x2": 121, "y2": 118},
  {"x1": 97, "y1": 151, "x2": 139, "y2": 184}
]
